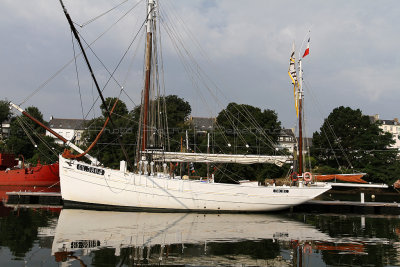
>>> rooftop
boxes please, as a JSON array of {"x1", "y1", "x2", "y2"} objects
[{"x1": 49, "y1": 117, "x2": 87, "y2": 130}]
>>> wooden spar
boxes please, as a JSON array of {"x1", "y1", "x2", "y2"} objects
[
  {"x1": 59, "y1": 0, "x2": 132, "y2": 168},
  {"x1": 142, "y1": 0, "x2": 154, "y2": 152}
]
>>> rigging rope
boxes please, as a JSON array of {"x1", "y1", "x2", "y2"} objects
[
  {"x1": 71, "y1": 32, "x2": 85, "y2": 119},
  {"x1": 303, "y1": 80, "x2": 353, "y2": 169},
  {"x1": 160, "y1": 16, "x2": 281, "y2": 153},
  {"x1": 20, "y1": 0, "x2": 142, "y2": 106},
  {"x1": 78, "y1": 0, "x2": 132, "y2": 28},
  {"x1": 16, "y1": 116, "x2": 57, "y2": 163},
  {"x1": 80, "y1": 9, "x2": 147, "y2": 121}
]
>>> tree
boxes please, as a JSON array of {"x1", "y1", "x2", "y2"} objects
[
  {"x1": 214, "y1": 102, "x2": 281, "y2": 155},
  {"x1": 162, "y1": 95, "x2": 191, "y2": 151},
  {"x1": 195, "y1": 102, "x2": 285, "y2": 183},
  {"x1": 132, "y1": 94, "x2": 192, "y2": 152},
  {"x1": 83, "y1": 95, "x2": 192, "y2": 169},
  {"x1": 82, "y1": 97, "x2": 137, "y2": 169},
  {"x1": 311, "y1": 106, "x2": 398, "y2": 184}
]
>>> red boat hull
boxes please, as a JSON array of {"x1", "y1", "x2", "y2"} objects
[{"x1": 0, "y1": 162, "x2": 59, "y2": 187}]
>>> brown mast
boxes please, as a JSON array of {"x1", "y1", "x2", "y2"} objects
[
  {"x1": 298, "y1": 97, "x2": 303, "y2": 176},
  {"x1": 141, "y1": 0, "x2": 155, "y2": 152}
]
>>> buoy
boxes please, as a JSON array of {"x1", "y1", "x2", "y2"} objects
[{"x1": 303, "y1": 172, "x2": 312, "y2": 182}]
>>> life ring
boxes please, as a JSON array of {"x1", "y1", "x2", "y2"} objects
[
  {"x1": 303, "y1": 243, "x2": 312, "y2": 254},
  {"x1": 291, "y1": 172, "x2": 298, "y2": 182},
  {"x1": 303, "y1": 172, "x2": 312, "y2": 182}
]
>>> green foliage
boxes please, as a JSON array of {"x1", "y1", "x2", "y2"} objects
[
  {"x1": 0, "y1": 209, "x2": 58, "y2": 257},
  {"x1": 159, "y1": 95, "x2": 192, "y2": 152},
  {"x1": 83, "y1": 95, "x2": 192, "y2": 169},
  {"x1": 194, "y1": 102, "x2": 284, "y2": 183},
  {"x1": 311, "y1": 106, "x2": 398, "y2": 184},
  {"x1": 214, "y1": 102, "x2": 281, "y2": 155},
  {"x1": 82, "y1": 97, "x2": 137, "y2": 169},
  {"x1": 0, "y1": 99, "x2": 11, "y2": 125},
  {"x1": 163, "y1": 95, "x2": 191, "y2": 128}
]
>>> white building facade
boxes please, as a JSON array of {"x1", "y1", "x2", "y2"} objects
[
  {"x1": 46, "y1": 117, "x2": 87, "y2": 146},
  {"x1": 370, "y1": 114, "x2": 400, "y2": 150}
]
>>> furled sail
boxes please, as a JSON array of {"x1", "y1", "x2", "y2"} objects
[{"x1": 146, "y1": 151, "x2": 291, "y2": 167}]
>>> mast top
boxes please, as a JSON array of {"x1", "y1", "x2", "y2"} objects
[{"x1": 146, "y1": 0, "x2": 155, "y2": 33}]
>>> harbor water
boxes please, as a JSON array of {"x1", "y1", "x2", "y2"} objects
[{"x1": 1, "y1": 203, "x2": 400, "y2": 266}]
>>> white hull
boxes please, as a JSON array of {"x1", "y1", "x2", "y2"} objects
[{"x1": 59, "y1": 156, "x2": 331, "y2": 212}]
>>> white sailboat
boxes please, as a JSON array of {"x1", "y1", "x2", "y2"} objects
[{"x1": 54, "y1": 0, "x2": 330, "y2": 212}]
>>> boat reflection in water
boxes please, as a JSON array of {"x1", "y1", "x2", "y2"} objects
[{"x1": 52, "y1": 209, "x2": 329, "y2": 266}]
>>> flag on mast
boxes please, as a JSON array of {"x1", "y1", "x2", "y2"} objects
[
  {"x1": 288, "y1": 43, "x2": 299, "y2": 117},
  {"x1": 302, "y1": 38, "x2": 310, "y2": 58}
]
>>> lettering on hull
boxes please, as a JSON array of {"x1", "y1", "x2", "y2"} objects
[
  {"x1": 71, "y1": 240, "x2": 100, "y2": 249},
  {"x1": 77, "y1": 164, "x2": 105, "y2": 176},
  {"x1": 273, "y1": 189, "x2": 289, "y2": 193}
]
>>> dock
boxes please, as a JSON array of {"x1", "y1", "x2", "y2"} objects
[
  {"x1": 293, "y1": 200, "x2": 400, "y2": 215},
  {"x1": 5, "y1": 191, "x2": 400, "y2": 214},
  {"x1": 6, "y1": 191, "x2": 62, "y2": 206}
]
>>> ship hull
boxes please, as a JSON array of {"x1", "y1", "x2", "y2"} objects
[
  {"x1": 60, "y1": 156, "x2": 330, "y2": 212},
  {"x1": 0, "y1": 162, "x2": 59, "y2": 187}
]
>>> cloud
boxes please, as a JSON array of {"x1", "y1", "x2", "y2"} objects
[{"x1": 0, "y1": 0, "x2": 399, "y2": 134}]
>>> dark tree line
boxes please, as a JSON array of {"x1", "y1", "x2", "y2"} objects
[{"x1": 1, "y1": 98, "x2": 399, "y2": 184}]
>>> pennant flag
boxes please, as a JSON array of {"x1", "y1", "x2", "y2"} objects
[
  {"x1": 288, "y1": 43, "x2": 298, "y2": 85},
  {"x1": 288, "y1": 43, "x2": 299, "y2": 117},
  {"x1": 302, "y1": 38, "x2": 310, "y2": 58}
]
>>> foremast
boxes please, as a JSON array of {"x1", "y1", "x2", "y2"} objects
[{"x1": 298, "y1": 59, "x2": 304, "y2": 176}]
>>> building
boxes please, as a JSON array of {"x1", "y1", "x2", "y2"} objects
[
  {"x1": 187, "y1": 116, "x2": 216, "y2": 134},
  {"x1": 1, "y1": 120, "x2": 11, "y2": 140},
  {"x1": 46, "y1": 117, "x2": 87, "y2": 146},
  {"x1": 370, "y1": 114, "x2": 400, "y2": 150},
  {"x1": 277, "y1": 128, "x2": 297, "y2": 153}
]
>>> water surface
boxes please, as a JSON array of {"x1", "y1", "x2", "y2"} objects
[{"x1": 1, "y1": 203, "x2": 399, "y2": 266}]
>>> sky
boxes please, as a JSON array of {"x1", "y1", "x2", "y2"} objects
[{"x1": 0, "y1": 0, "x2": 399, "y2": 135}]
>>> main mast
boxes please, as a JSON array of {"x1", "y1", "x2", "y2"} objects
[{"x1": 142, "y1": 0, "x2": 155, "y2": 152}]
